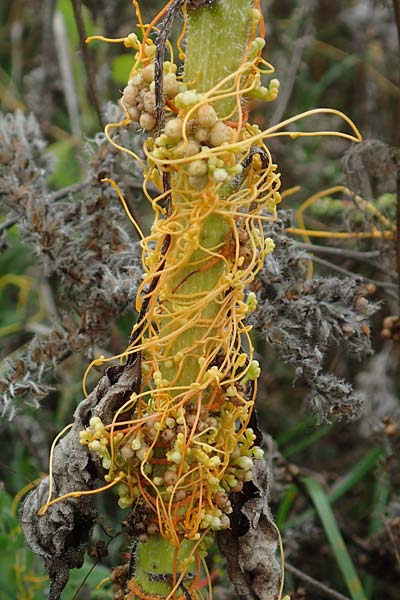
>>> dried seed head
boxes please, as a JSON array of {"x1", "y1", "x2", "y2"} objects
[
  {"x1": 231, "y1": 481, "x2": 243, "y2": 493},
  {"x1": 219, "y1": 514, "x2": 230, "y2": 529},
  {"x1": 161, "y1": 429, "x2": 175, "y2": 443},
  {"x1": 206, "y1": 417, "x2": 217, "y2": 429},
  {"x1": 175, "y1": 489, "x2": 186, "y2": 501},
  {"x1": 147, "y1": 522, "x2": 159, "y2": 536},
  {"x1": 237, "y1": 228, "x2": 249, "y2": 243},
  {"x1": 175, "y1": 139, "x2": 200, "y2": 157},
  {"x1": 365, "y1": 283, "x2": 377, "y2": 295},
  {"x1": 194, "y1": 127, "x2": 209, "y2": 143},
  {"x1": 196, "y1": 421, "x2": 208, "y2": 432},
  {"x1": 342, "y1": 323, "x2": 353, "y2": 336},
  {"x1": 186, "y1": 414, "x2": 197, "y2": 427},
  {"x1": 355, "y1": 296, "x2": 369, "y2": 313},
  {"x1": 121, "y1": 445, "x2": 134, "y2": 460},
  {"x1": 214, "y1": 491, "x2": 228, "y2": 507}
]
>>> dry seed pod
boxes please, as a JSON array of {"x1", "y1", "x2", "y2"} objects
[
  {"x1": 196, "y1": 104, "x2": 218, "y2": 128},
  {"x1": 188, "y1": 159, "x2": 208, "y2": 177},
  {"x1": 140, "y1": 112, "x2": 156, "y2": 131},
  {"x1": 127, "y1": 107, "x2": 140, "y2": 122},
  {"x1": 142, "y1": 64, "x2": 155, "y2": 84},
  {"x1": 209, "y1": 121, "x2": 232, "y2": 146},
  {"x1": 164, "y1": 73, "x2": 180, "y2": 98},
  {"x1": 143, "y1": 91, "x2": 156, "y2": 114},
  {"x1": 122, "y1": 84, "x2": 137, "y2": 106},
  {"x1": 164, "y1": 117, "x2": 183, "y2": 140}
]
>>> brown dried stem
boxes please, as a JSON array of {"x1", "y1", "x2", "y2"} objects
[{"x1": 71, "y1": 0, "x2": 104, "y2": 130}]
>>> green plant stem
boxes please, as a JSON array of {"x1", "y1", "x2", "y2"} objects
[
  {"x1": 184, "y1": 0, "x2": 253, "y2": 116},
  {"x1": 132, "y1": 2, "x2": 253, "y2": 597}
]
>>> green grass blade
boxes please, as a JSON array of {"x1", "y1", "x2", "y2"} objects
[
  {"x1": 276, "y1": 415, "x2": 317, "y2": 446},
  {"x1": 363, "y1": 471, "x2": 390, "y2": 599},
  {"x1": 276, "y1": 484, "x2": 298, "y2": 529},
  {"x1": 281, "y1": 423, "x2": 333, "y2": 458},
  {"x1": 284, "y1": 447, "x2": 383, "y2": 531},
  {"x1": 301, "y1": 476, "x2": 367, "y2": 600}
]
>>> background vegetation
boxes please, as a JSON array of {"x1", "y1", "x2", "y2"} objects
[{"x1": 0, "y1": 0, "x2": 399, "y2": 599}]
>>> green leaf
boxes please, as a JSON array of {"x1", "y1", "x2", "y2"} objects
[
  {"x1": 112, "y1": 54, "x2": 136, "y2": 86},
  {"x1": 301, "y1": 476, "x2": 367, "y2": 600},
  {"x1": 276, "y1": 415, "x2": 316, "y2": 445},
  {"x1": 47, "y1": 140, "x2": 81, "y2": 187},
  {"x1": 284, "y1": 447, "x2": 383, "y2": 531},
  {"x1": 281, "y1": 423, "x2": 333, "y2": 458}
]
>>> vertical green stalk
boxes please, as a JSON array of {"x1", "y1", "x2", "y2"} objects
[
  {"x1": 132, "y1": 2, "x2": 253, "y2": 597},
  {"x1": 185, "y1": 0, "x2": 253, "y2": 116}
]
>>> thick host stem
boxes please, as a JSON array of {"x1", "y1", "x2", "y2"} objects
[
  {"x1": 185, "y1": 0, "x2": 253, "y2": 116},
  {"x1": 132, "y1": 1, "x2": 254, "y2": 598}
]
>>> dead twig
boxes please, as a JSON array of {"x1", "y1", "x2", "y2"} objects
[
  {"x1": 271, "y1": 0, "x2": 315, "y2": 126},
  {"x1": 0, "y1": 217, "x2": 17, "y2": 233},
  {"x1": 71, "y1": 0, "x2": 104, "y2": 130},
  {"x1": 391, "y1": 0, "x2": 400, "y2": 301},
  {"x1": 311, "y1": 255, "x2": 398, "y2": 300},
  {"x1": 48, "y1": 181, "x2": 89, "y2": 202},
  {"x1": 295, "y1": 242, "x2": 382, "y2": 263},
  {"x1": 53, "y1": 11, "x2": 81, "y2": 137},
  {"x1": 285, "y1": 563, "x2": 351, "y2": 600}
]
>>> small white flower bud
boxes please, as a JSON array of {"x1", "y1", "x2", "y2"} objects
[{"x1": 213, "y1": 168, "x2": 229, "y2": 182}]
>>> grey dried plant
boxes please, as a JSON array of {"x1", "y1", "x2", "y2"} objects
[
  {"x1": 0, "y1": 107, "x2": 143, "y2": 418},
  {"x1": 252, "y1": 212, "x2": 378, "y2": 422}
]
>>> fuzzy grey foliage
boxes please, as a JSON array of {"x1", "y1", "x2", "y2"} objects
[
  {"x1": 357, "y1": 350, "x2": 399, "y2": 432},
  {"x1": 342, "y1": 139, "x2": 400, "y2": 200},
  {"x1": 0, "y1": 109, "x2": 143, "y2": 418},
  {"x1": 252, "y1": 212, "x2": 377, "y2": 421}
]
